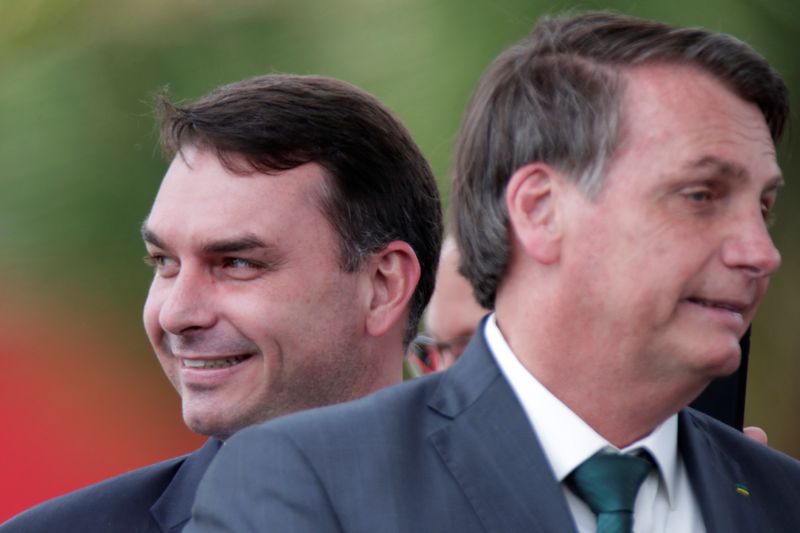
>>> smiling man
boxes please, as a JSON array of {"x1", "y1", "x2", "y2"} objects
[
  {"x1": 189, "y1": 13, "x2": 800, "y2": 533},
  {"x1": 2, "y1": 75, "x2": 441, "y2": 532},
  {"x1": 141, "y1": 149, "x2": 405, "y2": 440}
]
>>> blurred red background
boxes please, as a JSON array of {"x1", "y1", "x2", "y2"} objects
[{"x1": 0, "y1": 290, "x2": 203, "y2": 521}]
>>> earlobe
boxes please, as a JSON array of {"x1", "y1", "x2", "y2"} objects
[
  {"x1": 364, "y1": 241, "x2": 421, "y2": 338},
  {"x1": 505, "y1": 163, "x2": 562, "y2": 265}
]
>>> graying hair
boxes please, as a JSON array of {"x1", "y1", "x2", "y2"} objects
[{"x1": 452, "y1": 11, "x2": 789, "y2": 308}]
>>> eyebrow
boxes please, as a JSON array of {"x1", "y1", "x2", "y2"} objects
[
  {"x1": 201, "y1": 235, "x2": 268, "y2": 254},
  {"x1": 686, "y1": 156, "x2": 746, "y2": 181},
  {"x1": 141, "y1": 224, "x2": 166, "y2": 248},
  {"x1": 141, "y1": 224, "x2": 270, "y2": 254},
  {"x1": 684, "y1": 155, "x2": 784, "y2": 190}
]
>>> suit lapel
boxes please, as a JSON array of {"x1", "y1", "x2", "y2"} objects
[
  {"x1": 150, "y1": 438, "x2": 222, "y2": 532},
  {"x1": 427, "y1": 329, "x2": 577, "y2": 533},
  {"x1": 678, "y1": 410, "x2": 757, "y2": 532}
]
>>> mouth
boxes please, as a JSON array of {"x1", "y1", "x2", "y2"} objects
[
  {"x1": 685, "y1": 297, "x2": 746, "y2": 316},
  {"x1": 180, "y1": 354, "x2": 254, "y2": 370}
]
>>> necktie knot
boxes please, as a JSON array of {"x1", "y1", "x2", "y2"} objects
[{"x1": 567, "y1": 452, "x2": 654, "y2": 533}]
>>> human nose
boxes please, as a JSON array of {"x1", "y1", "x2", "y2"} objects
[
  {"x1": 158, "y1": 268, "x2": 217, "y2": 334},
  {"x1": 721, "y1": 210, "x2": 781, "y2": 278}
]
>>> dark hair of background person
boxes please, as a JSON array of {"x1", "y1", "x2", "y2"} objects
[
  {"x1": 452, "y1": 11, "x2": 789, "y2": 309},
  {"x1": 158, "y1": 74, "x2": 443, "y2": 344}
]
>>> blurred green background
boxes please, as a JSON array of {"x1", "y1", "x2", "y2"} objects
[{"x1": 2, "y1": 0, "x2": 798, "y2": 518}]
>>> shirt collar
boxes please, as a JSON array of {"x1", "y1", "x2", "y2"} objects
[{"x1": 484, "y1": 313, "x2": 679, "y2": 505}]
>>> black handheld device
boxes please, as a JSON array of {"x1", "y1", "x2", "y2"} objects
[{"x1": 688, "y1": 327, "x2": 750, "y2": 430}]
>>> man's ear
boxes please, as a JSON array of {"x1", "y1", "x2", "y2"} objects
[
  {"x1": 505, "y1": 163, "x2": 563, "y2": 265},
  {"x1": 364, "y1": 241, "x2": 421, "y2": 338}
]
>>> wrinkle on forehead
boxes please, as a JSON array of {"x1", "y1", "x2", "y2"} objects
[{"x1": 606, "y1": 64, "x2": 778, "y2": 188}]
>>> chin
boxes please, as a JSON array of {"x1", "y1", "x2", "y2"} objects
[
  {"x1": 183, "y1": 414, "x2": 216, "y2": 437},
  {"x1": 183, "y1": 407, "x2": 237, "y2": 440},
  {"x1": 698, "y1": 339, "x2": 742, "y2": 378}
]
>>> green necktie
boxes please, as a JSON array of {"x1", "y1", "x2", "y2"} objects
[{"x1": 566, "y1": 452, "x2": 654, "y2": 533}]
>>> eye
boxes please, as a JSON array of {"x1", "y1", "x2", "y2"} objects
[
  {"x1": 222, "y1": 257, "x2": 259, "y2": 269},
  {"x1": 684, "y1": 188, "x2": 713, "y2": 203},
  {"x1": 143, "y1": 253, "x2": 179, "y2": 278},
  {"x1": 762, "y1": 202, "x2": 776, "y2": 226},
  {"x1": 676, "y1": 182, "x2": 725, "y2": 214},
  {"x1": 220, "y1": 257, "x2": 265, "y2": 280}
]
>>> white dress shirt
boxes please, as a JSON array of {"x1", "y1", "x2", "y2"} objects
[{"x1": 485, "y1": 314, "x2": 706, "y2": 533}]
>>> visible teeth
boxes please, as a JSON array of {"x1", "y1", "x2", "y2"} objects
[{"x1": 183, "y1": 356, "x2": 248, "y2": 369}]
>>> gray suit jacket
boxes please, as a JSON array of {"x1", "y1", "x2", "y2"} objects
[
  {"x1": 188, "y1": 332, "x2": 800, "y2": 532},
  {"x1": 2, "y1": 439, "x2": 221, "y2": 533}
]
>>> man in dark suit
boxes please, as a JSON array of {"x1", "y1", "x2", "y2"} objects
[
  {"x1": 416, "y1": 235, "x2": 767, "y2": 441},
  {"x1": 1, "y1": 75, "x2": 442, "y2": 532},
  {"x1": 188, "y1": 12, "x2": 800, "y2": 532}
]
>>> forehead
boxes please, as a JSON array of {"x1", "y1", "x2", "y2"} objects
[
  {"x1": 144, "y1": 147, "x2": 331, "y2": 247},
  {"x1": 608, "y1": 64, "x2": 779, "y2": 188}
]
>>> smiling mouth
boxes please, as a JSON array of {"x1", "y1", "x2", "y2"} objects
[{"x1": 181, "y1": 354, "x2": 253, "y2": 370}]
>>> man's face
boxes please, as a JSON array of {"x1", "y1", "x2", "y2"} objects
[
  {"x1": 559, "y1": 64, "x2": 781, "y2": 386},
  {"x1": 142, "y1": 148, "x2": 376, "y2": 439}
]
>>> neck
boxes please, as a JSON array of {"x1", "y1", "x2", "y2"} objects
[
  {"x1": 494, "y1": 300, "x2": 706, "y2": 449},
  {"x1": 364, "y1": 337, "x2": 405, "y2": 392}
]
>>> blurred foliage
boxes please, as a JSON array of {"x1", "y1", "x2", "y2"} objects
[{"x1": 1, "y1": 0, "x2": 799, "y2": 457}]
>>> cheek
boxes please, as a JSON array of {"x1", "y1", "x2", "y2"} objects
[
  {"x1": 142, "y1": 293, "x2": 181, "y2": 388},
  {"x1": 219, "y1": 290, "x2": 283, "y2": 350},
  {"x1": 142, "y1": 286, "x2": 165, "y2": 346}
]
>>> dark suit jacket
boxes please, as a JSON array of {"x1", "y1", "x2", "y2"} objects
[
  {"x1": 2, "y1": 439, "x2": 221, "y2": 533},
  {"x1": 188, "y1": 332, "x2": 800, "y2": 532}
]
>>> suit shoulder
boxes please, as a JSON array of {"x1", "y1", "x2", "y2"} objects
[
  {"x1": 1, "y1": 454, "x2": 187, "y2": 533},
  {"x1": 684, "y1": 408, "x2": 800, "y2": 478}
]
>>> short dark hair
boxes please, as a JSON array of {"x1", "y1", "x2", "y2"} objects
[
  {"x1": 452, "y1": 11, "x2": 789, "y2": 308},
  {"x1": 158, "y1": 74, "x2": 442, "y2": 343}
]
